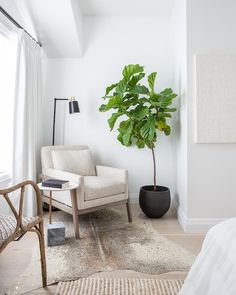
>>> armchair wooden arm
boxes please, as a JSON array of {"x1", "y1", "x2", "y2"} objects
[
  {"x1": 96, "y1": 165, "x2": 128, "y2": 183},
  {"x1": 0, "y1": 180, "x2": 43, "y2": 232},
  {"x1": 41, "y1": 168, "x2": 84, "y2": 185}
]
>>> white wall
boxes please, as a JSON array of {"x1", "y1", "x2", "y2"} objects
[
  {"x1": 186, "y1": 0, "x2": 236, "y2": 228},
  {"x1": 4, "y1": 0, "x2": 235, "y2": 229},
  {"x1": 169, "y1": 0, "x2": 236, "y2": 232},
  {"x1": 170, "y1": 0, "x2": 188, "y2": 220},
  {"x1": 42, "y1": 16, "x2": 176, "y2": 199}
]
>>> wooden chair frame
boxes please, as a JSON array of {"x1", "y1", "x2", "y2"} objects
[
  {"x1": 39, "y1": 174, "x2": 132, "y2": 240},
  {"x1": 41, "y1": 192, "x2": 132, "y2": 239},
  {"x1": 0, "y1": 180, "x2": 47, "y2": 287}
]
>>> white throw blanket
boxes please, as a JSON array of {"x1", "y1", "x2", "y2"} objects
[{"x1": 179, "y1": 218, "x2": 236, "y2": 295}]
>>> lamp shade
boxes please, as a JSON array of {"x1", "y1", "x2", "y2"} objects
[{"x1": 69, "y1": 100, "x2": 80, "y2": 114}]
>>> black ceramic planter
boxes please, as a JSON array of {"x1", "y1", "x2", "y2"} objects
[{"x1": 139, "y1": 185, "x2": 171, "y2": 218}]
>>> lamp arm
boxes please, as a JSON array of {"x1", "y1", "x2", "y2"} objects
[
  {"x1": 52, "y1": 98, "x2": 68, "y2": 146},
  {"x1": 52, "y1": 97, "x2": 79, "y2": 145},
  {"x1": 52, "y1": 98, "x2": 56, "y2": 145}
]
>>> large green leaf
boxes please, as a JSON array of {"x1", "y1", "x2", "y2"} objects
[
  {"x1": 116, "y1": 80, "x2": 127, "y2": 97},
  {"x1": 158, "y1": 102, "x2": 171, "y2": 108},
  {"x1": 133, "y1": 121, "x2": 146, "y2": 138},
  {"x1": 129, "y1": 85, "x2": 149, "y2": 95},
  {"x1": 150, "y1": 93, "x2": 161, "y2": 100},
  {"x1": 135, "y1": 120, "x2": 146, "y2": 130},
  {"x1": 123, "y1": 97, "x2": 139, "y2": 108},
  {"x1": 160, "y1": 88, "x2": 173, "y2": 96},
  {"x1": 148, "y1": 72, "x2": 157, "y2": 93},
  {"x1": 103, "y1": 96, "x2": 122, "y2": 111},
  {"x1": 136, "y1": 139, "x2": 145, "y2": 148},
  {"x1": 117, "y1": 133, "x2": 124, "y2": 144},
  {"x1": 138, "y1": 97, "x2": 149, "y2": 104},
  {"x1": 123, "y1": 93, "x2": 136, "y2": 100},
  {"x1": 164, "y1": 125, "x2": 171, "y2": 136},
  {"x1": 157, "y1": 94, "x2": 176, "y2": 107},
  {"x1": 105, "y1": 83, "x2": 118, "y2": 95},
  {"x1": 118, "y1": 119, "x2": 133, "y2": 133},
  {"x1": 149, "y1": 99, "x2": 160, "y2": 107},
  {"x1": 156, "y1": 120, "x2": 168, "y2": 131},
  {"x1": 108, "y1": 112, "x2": 121, "y2": 130},
  {"x1": 122, "y1": 132, "x2": 132, "y2": 146},
  {"x1": 99, "y1": 104, "x2": 107, "y2": 112},
  {"x1": 158, "y1": 112, "x2": 172, "y2": 118},
  {"x1": 118, "y1": 119, "x2": 134, "y2": 146},
  {"x1": 128, "y1": 73, "x2": 145, "y2": 88},
  {"x1": 162, "y1": 107, "x2": 177, "y2": 112},
  {"x1": 163, "y1": 94, "x2": 177, "y2": 101},
  {"x1": 130, "y1": 105, "x2": 149, "y2": 120},
  {"x1": 140, "y1": 116, "x2": 156, "y2": 140},
  {"x1": 158, "y1": 90, "x2": 177, "y2": 107},
  {"x1": 122, "y1": 64, "x2": 144, "y2": 81},
  {"x1": 144, "y1": 139, "x2": 155, "y2": 149}
]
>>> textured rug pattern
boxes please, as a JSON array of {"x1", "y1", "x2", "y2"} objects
[
  {"x1": 7, "y1": 205, "x2": 195, "y2": 294},
  {"x1": 56, "y1": 278, "x2": 184, "y2": 295}
]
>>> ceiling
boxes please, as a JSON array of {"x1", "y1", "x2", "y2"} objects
[
  {"x1": 8, "y1": 0, "x2": 176, "y2": 58},
  {"x1": 14, "y1": 0, "x2": 83, "y2": 58},
  {"x1": 79, "y1": 0, "x2": 176, "y2": 16}
]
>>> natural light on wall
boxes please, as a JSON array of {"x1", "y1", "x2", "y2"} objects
[{"x1": 0, "y1": 31, "x2": 17, "y2": 180}]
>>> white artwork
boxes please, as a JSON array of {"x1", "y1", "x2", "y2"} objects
[{"x1": 195, "y1": 55, "x2": 236, "y2": 143}]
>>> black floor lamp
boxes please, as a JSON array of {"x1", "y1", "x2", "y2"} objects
[{"x1": 52, "y1": 97, "x2": 80, "y2": 145}]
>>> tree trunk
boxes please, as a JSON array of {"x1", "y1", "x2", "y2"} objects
[{"x1": 151, "y1": 148, "x2": 157, "y2": 191}]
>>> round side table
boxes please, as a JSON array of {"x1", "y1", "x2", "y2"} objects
[{"x1": 38, "y1": 182, "x2": 79, "y2": 244}]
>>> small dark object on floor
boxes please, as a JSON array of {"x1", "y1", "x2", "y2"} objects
[
  {"x1": 139, "y1": 185, "x2": 170, "y2": 218},
  {"x1": 43, "y1": 202, "x2": 60, "y2": 211},
  {"x1": 47, "y1": 222, "x2": 65, "y2": 246}
]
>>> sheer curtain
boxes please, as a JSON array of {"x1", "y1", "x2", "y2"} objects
[
  {"x1": 12, "y1": 29, "x2": 42, "y2": 216},
  {"x1": 0, "y1": 14, "x2": 17, "y2": 214}
]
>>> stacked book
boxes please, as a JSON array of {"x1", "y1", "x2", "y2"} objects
[{"x1": 42, "y1": 179, "x2": 69, "y2": 189}]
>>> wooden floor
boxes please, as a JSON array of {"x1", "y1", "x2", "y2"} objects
[{"x1": 0, "y1": 205, "x2": 205, "y2": 295}]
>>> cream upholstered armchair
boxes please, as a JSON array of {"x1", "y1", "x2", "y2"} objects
[{"x1": 40, "y1": 145, "x2": 132, "y2": 238}]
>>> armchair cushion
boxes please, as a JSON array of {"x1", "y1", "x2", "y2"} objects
[
  {"x1": 84, "y1": 176, "x2": 126, "y2": 201},
  {"x1": 51, "y1": 149, "x2": 96, "y2": 176},
  {"x1": 96, "y1": 165, "x2": 128, "y2": 183}
]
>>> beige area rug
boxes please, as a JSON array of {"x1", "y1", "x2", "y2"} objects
[
  {"x1": 56, "y1": 278, "x2": 184, "y2": 295},
  {"x1": 7, "y1": 205, "x2": 195, "y2": 295}
]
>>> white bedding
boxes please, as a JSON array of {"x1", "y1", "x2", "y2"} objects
[{"x1": 179, "y1": 218, "x2": 236, "y2": 295}]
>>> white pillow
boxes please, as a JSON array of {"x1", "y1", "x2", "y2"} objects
[{"x1": 51, "y1": 149, "x2": 96, "y2": 176}]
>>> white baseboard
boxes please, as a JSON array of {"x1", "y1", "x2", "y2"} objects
[
  {"x1": 172, "y1": 199, "x2": 225, "y2": 233},
  {"x1": 130, "y1": 195, "x2": 225, "y2": 232}
]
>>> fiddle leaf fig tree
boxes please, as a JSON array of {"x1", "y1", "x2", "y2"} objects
[{"x1": 99, "y1": 64, "x2": 177, "y2": 191}]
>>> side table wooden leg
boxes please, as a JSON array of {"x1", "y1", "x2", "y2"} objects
[
  {"x1": 71, "y1": 189, "x2": 80, "y2": 239},
  {"x1": 49, "y1": 191, "x2": 52, "y2": 224}
]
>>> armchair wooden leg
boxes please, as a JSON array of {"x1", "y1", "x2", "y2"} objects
[
  {"x1": 71, "y1": 189, "x2": 80, "y2": 239},
  {"x1": 35, "y1": 222, "x2": 47, "y2": 287},
  {"x1": 126, "y1": 200, "x2": 132, "y2": 223}
]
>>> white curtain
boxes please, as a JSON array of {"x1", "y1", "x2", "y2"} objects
[
  {"x1": 12, "y1": 29, "x2": 42, "y2": 217},
  {"x1": 0, "y1": 14, "x2": 17, "y2": 215}
]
